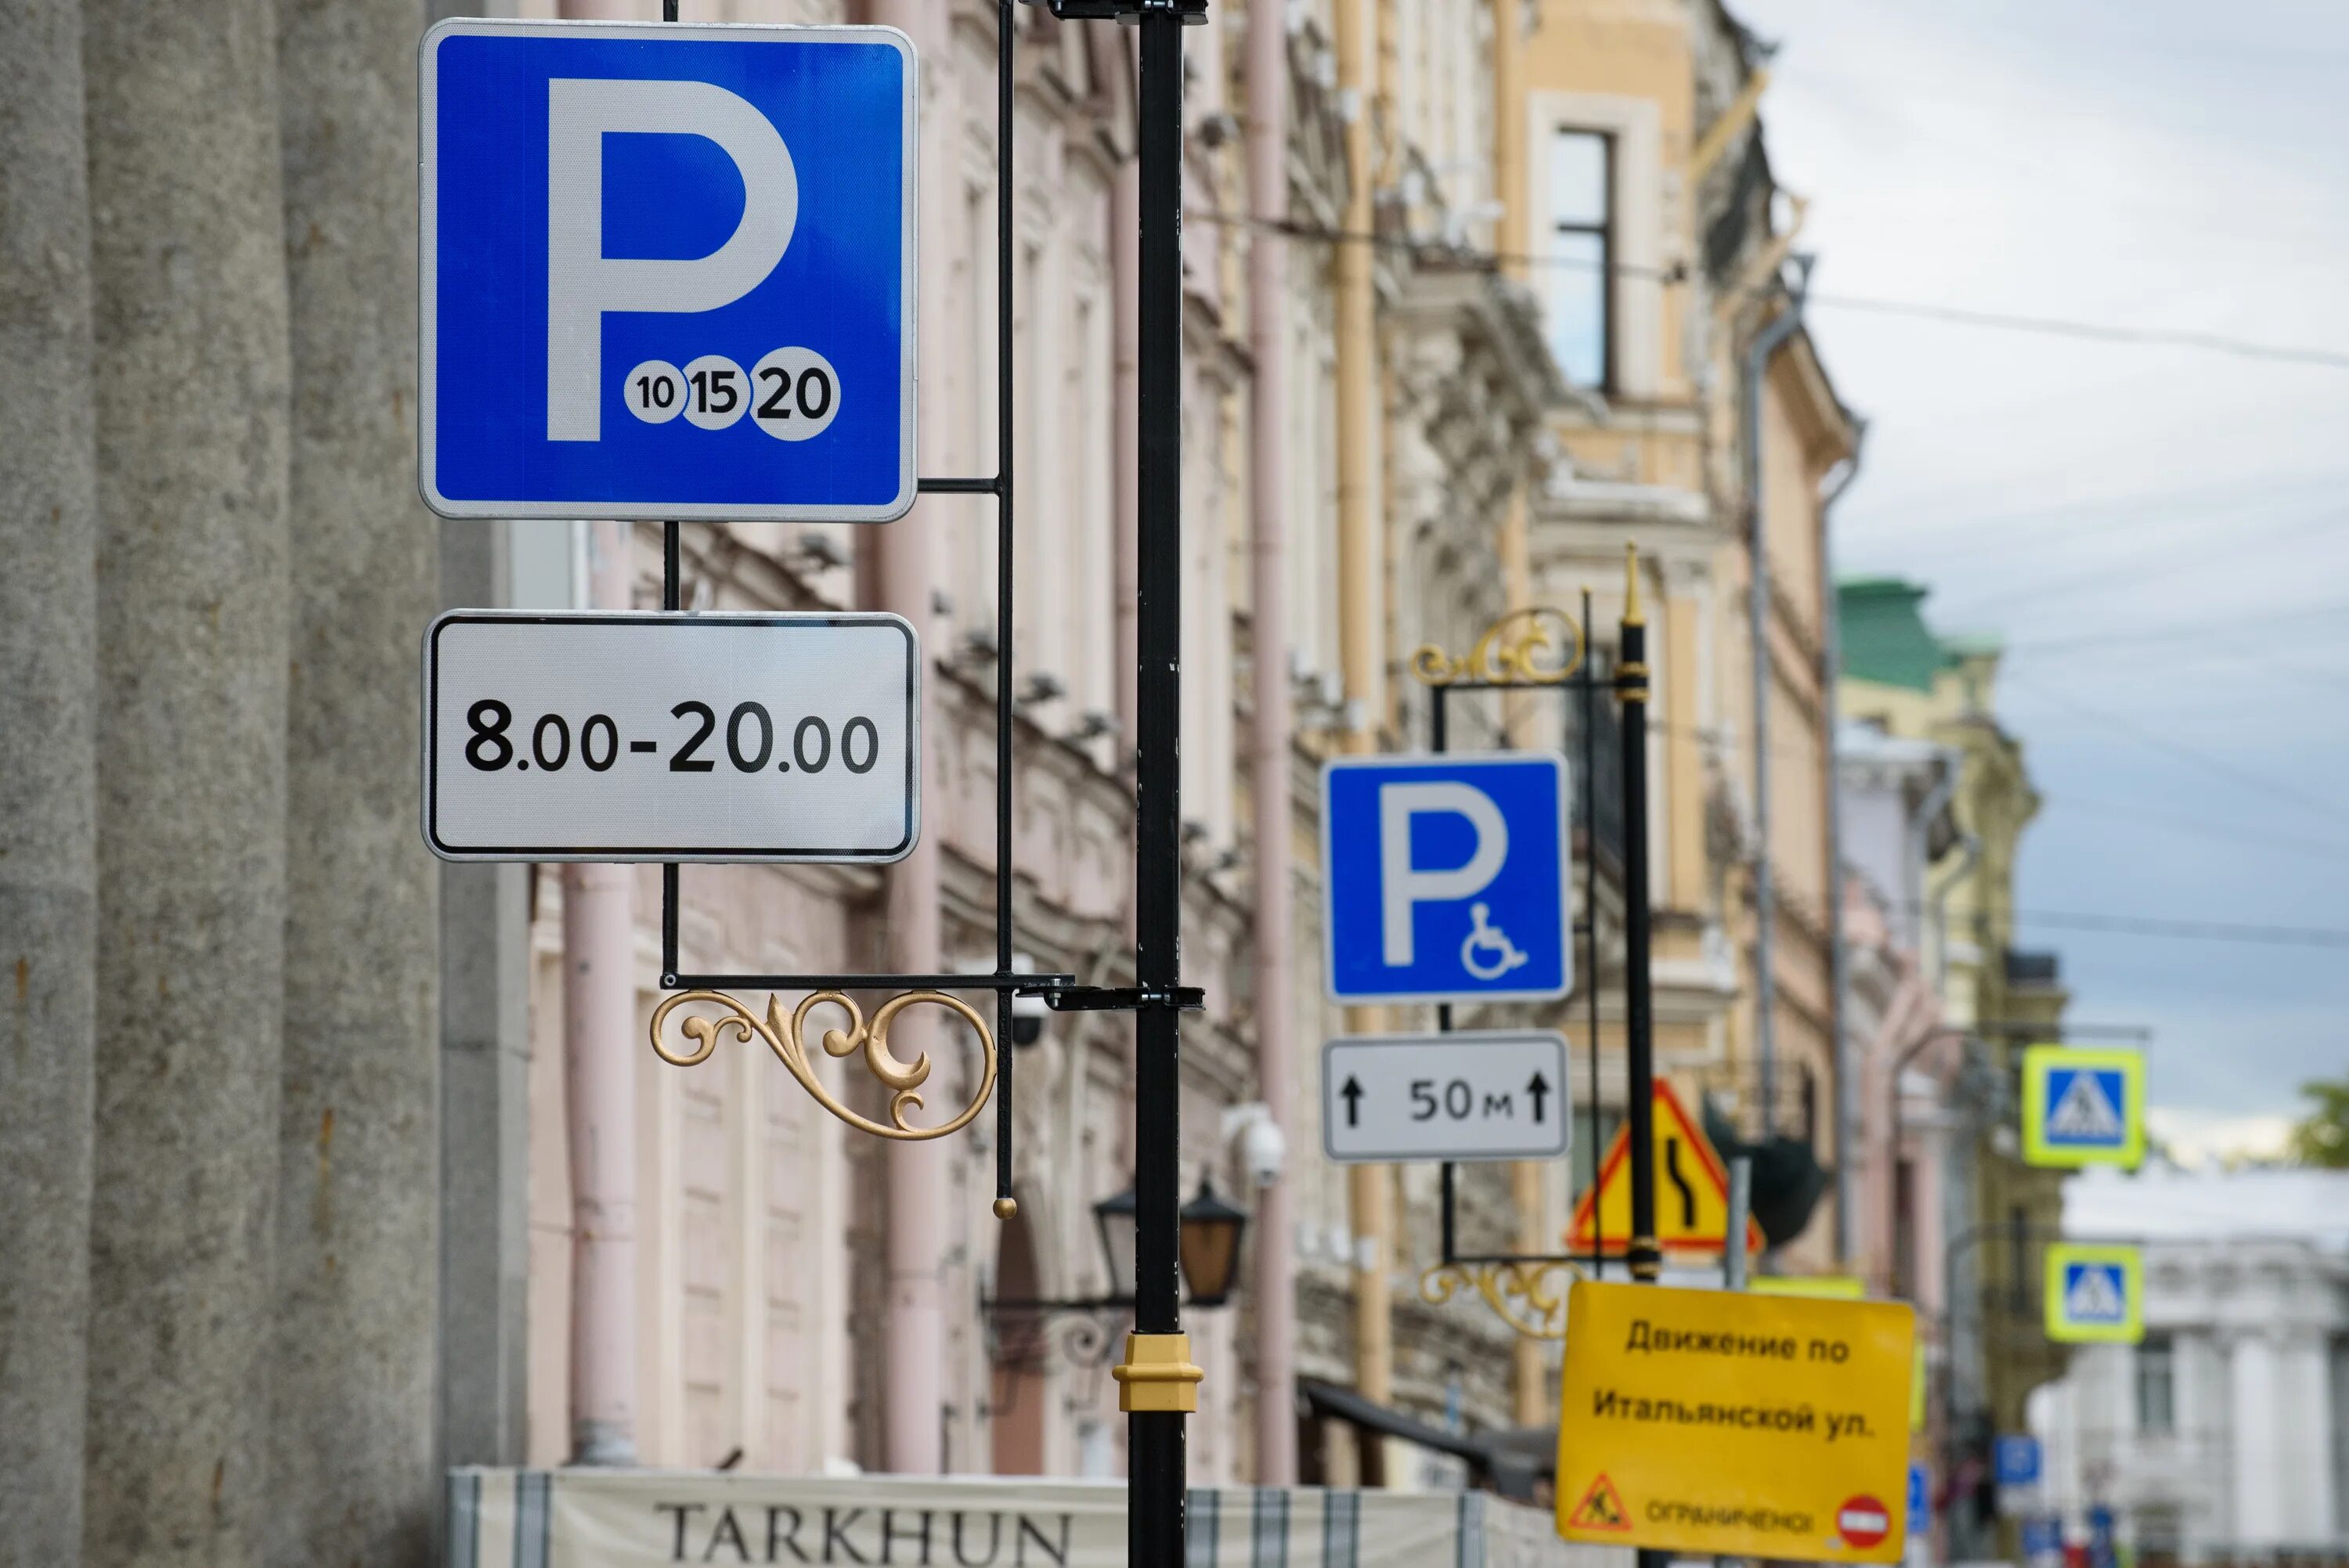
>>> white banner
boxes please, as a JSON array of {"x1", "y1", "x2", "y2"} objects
[{"x1": 446, "y1": 1469, "x2": 1627, "y2": 1568}]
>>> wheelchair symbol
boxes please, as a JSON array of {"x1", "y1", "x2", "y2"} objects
[{"x1": 1460, "y1": 903, "x2": 1528, "y2": 981}]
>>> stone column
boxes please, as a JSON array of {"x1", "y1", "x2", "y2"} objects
[
  {"x1": 0, "y1": 0, "x2": 99, "y2": 1558},
  {"x1": 81, "y1": 0, "x2": 294, "y2": 1562},
  {"x1": 267, "y1": 0, "x2": 442, "y2": 1561},
  {"x1": 2228, "y1": 1329, "x2": 2279, "y2": 1547},
  {"x1": 437, "y1": 523, "x2": 533, "y2": 1477}
]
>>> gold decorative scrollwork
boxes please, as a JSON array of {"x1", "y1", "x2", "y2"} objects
[
  {"x1": 1408, "y1": 605, "x2": 1585, "y2": 688},
  {"x1": 650, "y1": 989, "x2": 996, "y2": 1142},
  {"x1": 1419, "y1": 1260, "x2": 1580, "y2": 1341}
]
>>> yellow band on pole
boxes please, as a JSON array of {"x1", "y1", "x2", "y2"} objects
[{"x1": 1113, "y1": 1332, "x2": 1205, "y2": 1413}]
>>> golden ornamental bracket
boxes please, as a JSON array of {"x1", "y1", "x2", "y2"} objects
[
  {"x1": 1408, "y1": 605, "x2": 1585, "y2": 689},
  {"x1": 1419, "y1": 1260, "x2": 1581, "y2": 1341},
  {"x1": 650, "y1": 988, "x2": 997, "y2": 1142}
]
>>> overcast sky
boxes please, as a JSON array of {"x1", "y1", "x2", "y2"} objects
[{"x1": 1731, "y1": 0, "x2": 2349, "y2": 1161}]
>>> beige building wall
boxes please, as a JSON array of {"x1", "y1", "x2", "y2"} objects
[
  {"x1": 1511, "y1": 0, "x2": 1859, "y2": 1274},
  {"x1": 518, "y1": 0, "x2": 1550, "y2": 1485}
]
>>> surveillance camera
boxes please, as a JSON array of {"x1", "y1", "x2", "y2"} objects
[
  {"x1": 1239, "y1": 1116, "x2": 1287, "y2": 1188},
  {"x1": 1221, "y1": 1101, "x2": 1287, "y2": 1188},
  {"x1": 1011, "y1": 962, "x2": 1048, "y2": 1047}
]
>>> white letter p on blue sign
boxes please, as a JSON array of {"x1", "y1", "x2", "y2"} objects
[
  {"x1": 545, "y1": 77, "x2": 799, "y2": 443},
  {"x1": 1323, "y1": 754, "x2": 1571, "y2": 1004}
]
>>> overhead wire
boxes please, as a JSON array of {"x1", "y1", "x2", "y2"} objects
[
  {"x1": 1191, "y1": 208, "x2": 2349, "y2": 372},
  {"x1": 1568, "y1": 716, "x2": 2349, "y2": 941},
  {"x1": 1949, "y1": 906, "x2": 2349, "y2": 950},
  {"x1": 1999, "y1": 669, "x2": 2346, "y2": 827}
]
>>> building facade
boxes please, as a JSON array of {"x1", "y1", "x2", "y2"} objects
[
  {"x1": 0, "y1": 0, "x2": 1885, "y2": 1556},
  {"x1": 2030, "y1": 1168, "x2": 2349, "y2": 1566},
  {"x1": 1840, "y1": 575, "x2": 2072, "y2": 1554},
  {"x1": 1509, "y1": 0, "x2": 1860, "y2": 1282}
]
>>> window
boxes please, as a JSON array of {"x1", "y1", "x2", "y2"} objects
[
  {"x1": 2135, "y1": 1332, "x2": 2175, "y2": 1436},
  {"x1": 1546, "y1": 128, "x2": 1613, "y2": 390}
]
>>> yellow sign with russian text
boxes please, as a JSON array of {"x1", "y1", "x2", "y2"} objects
[
  {"x1": 1555, "y1": 1278, "x2": 1917, "y2": 1562},
  {"x1": 1750, "y1": 1274, "x2": 1867, "y2": 1300}
]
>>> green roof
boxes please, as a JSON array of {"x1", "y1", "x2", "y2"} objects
[{"x1": 1838, "y1": 578, "x2": 1951, "y2": 692}]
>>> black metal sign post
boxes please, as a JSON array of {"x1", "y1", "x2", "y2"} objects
[
  {"x1": 1412, "y1": 600, "x2": 1606, "y2": 1298},
  {"x1": 651, "y1": 0, "x2": 1059, "y2": 1209},
  {"x1": 1617, "y1": 547, "x2": 1660, "y2": 1290},
  {"x1": 1615, "y1": 547, "x2": 1667, "y2": 1568},
  {"x1": 1409, "y1": 582, "x2": 1656, "y2": 1345},
  {"x1": 623, "y1": 0, "x2": 1196, "y2": 1548},
  {"x1": 1121, "y1": 3, "x2": 1199, "y2": 1559}
]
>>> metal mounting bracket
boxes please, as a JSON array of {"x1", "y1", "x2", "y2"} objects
[
  {"x1": 1041, "y1": 985, "x2": 1205, "y2": 1013},
  {"x1": 1017, "y1": 0, "x2": 1208, "y2": 25}
]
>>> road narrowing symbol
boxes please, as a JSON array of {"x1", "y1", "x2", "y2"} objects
[
  {"x1": 1566, "y1": 1474, "x2": 1631, "y2": 1532},
  {"x1": 1568, "y1": 1080, "x2": 1762, "y2": 1256}
]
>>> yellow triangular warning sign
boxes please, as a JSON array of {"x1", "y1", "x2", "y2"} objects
[
  {"x1": 1564, "y1": 1472, "x2": 1633, "y2": 1533},
  {"x1": 1568, "y1": 1080, "x2": 1763, "y2": 1256}
]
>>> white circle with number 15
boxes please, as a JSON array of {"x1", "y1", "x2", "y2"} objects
[
  {"x1": 681, "y1": 355, "x2": 750, "y2": 431},
  {"x1": 624, "y1": 359, "x2": 684, "y2": 424},
  {"x1": 752, "y1": 347, "x2": 842, "y2": 442}
]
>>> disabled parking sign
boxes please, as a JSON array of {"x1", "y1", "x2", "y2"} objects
[
  {"x1": 420, "y1": 19, "x2": 916, "y2": 521},
  {"x1": 1320, "y1": 753, "x2": 1570, "y2": 1004}
]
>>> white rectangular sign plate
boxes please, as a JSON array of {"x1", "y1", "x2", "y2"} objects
[
  {"x1": 1321, "y1": 1029, "x2": 1571, "y2": 1164},
  {"x1": 423, "y1": 611, "x2": 918, "y2": 863}
]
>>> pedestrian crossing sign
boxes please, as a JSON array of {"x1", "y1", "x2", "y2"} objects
[
  {"x1": 2044, "y1": 1243, "x2": 2143, "y2": 1343},
  {"x1": 2021, "y1": 1046, "x2": 2145, "y2": 1169}
]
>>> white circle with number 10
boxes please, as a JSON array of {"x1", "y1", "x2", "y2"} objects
[
  {"x1": 624, "y1": 359, "x2": 684, "y2": 424},
  {"x1": 752, "y1": 347, "x2": 842, "y2": 442},
  {"x1": 681, "y1": 355, "x2": 749, "y2": 431}
]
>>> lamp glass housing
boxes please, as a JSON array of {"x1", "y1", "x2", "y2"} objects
[
  {"x1": 1093, "y1": 1187, "x2": 1138, "y2": 1302},
  {"x1": 1177, "y1": 1179, "x2": 1248, "y2": 1307}
]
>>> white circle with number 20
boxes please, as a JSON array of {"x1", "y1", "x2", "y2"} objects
[
  {"x1": 752, "y1": 348, "x2": 842, "y2": 442},
  {"x1": 624, "y1": 359, "x2": 684, "y2": 424},
  {"x1": 680, "y1": 355, "x2": 749, "y2": 431}
]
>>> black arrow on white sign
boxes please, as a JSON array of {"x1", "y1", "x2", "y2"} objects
[
  {"x1": 1527, "y1": 1071, "x2": 1551, "y2": 1123},
  {"x1": 1340, "y1": 1076, "x2": 1364, "y2": 1127}
]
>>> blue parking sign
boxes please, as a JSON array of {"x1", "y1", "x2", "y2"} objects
[
  {"x1": 420, "y1": 20, "x2": 916, "y2": 521},
  {"x1": 1321, "y1": 754, "x2": 1570, "y2": 1004}
]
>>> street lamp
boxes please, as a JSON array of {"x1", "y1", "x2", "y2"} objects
[{"x1": 1090, "y1": 1179, "x2": 1248, "y2": 1308}]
